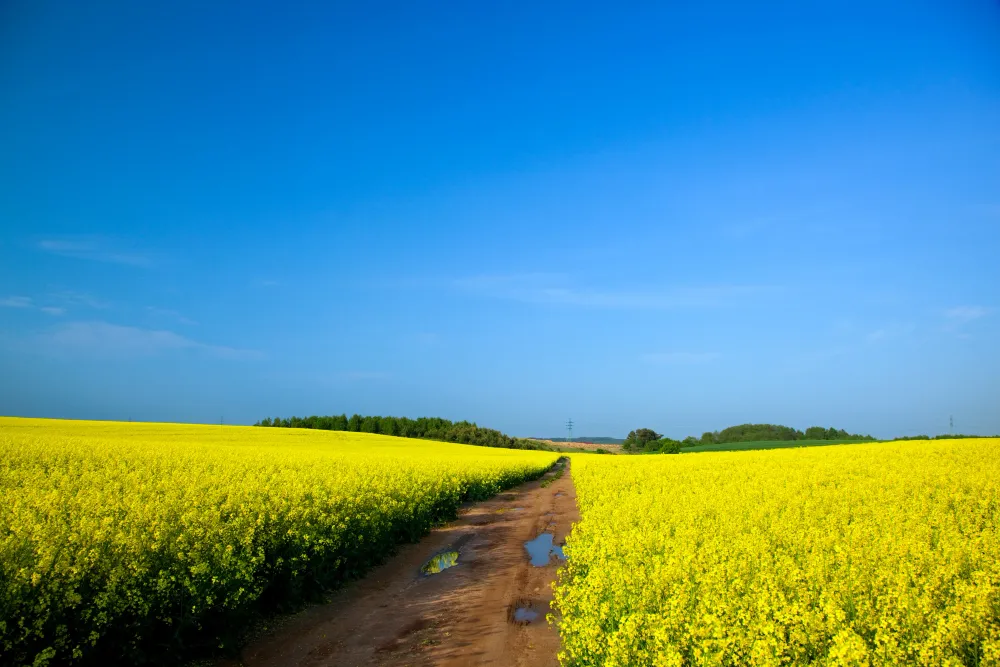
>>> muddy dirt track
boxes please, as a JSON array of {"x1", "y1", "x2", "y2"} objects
[{"x1": 219, "y1": 460, "x2": 579, "y2": 667}]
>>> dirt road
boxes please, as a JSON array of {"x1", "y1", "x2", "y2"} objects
[{"x1": 221, "y1": 460, "x2": 578, "y2": 667}]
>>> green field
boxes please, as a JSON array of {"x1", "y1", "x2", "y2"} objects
[{"x1": 682, "y1": 438, "x2": 875, "y2": 453}]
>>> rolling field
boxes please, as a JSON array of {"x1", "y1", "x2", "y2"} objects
[
  {"x1": 0, "y1": 418, "x2": 558, "y2": 666},
  {"x1": 556, "y1": 438, "x2": 1000, "y2": 665}
]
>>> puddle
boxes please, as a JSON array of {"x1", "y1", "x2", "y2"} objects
[
  {"x1": 421, "y1": 551, "x2": 459, "y2": 574},
  {"x1": 524, "y1": 533, "x2": 567, "y2": 566},
  {"x1": 508, "y1": 598, "x2": 546, "y2": 624},
  {"x1": 555, "y1": 492, "x2": 565, "y2": 497},
  {"x1": 513, "y1": 607, "x2": 539, "y2": 623}
]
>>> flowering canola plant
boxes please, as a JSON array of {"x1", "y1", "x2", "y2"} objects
[
  {"x1": 555, "y1": 439, "x2": 1000, "y2": 666},
  {"x1": 0, "y1": 417, "x2": 557, "y2": 665}
]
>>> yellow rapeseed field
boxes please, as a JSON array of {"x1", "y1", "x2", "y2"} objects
[
  {"x1": 555, "y1": 439, "x2": 1000, "y2": 666},
  {"x1": 0, "y1": 417, "x2": 557, "y2": 665}
]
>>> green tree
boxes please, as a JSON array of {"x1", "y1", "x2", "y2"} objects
[
  {"x1": 624, "y1": 428, "x2": 662, "y2": 452},
  {"x1": 657, "y1": 439, "x2": 682, "y2": 454},
  {"x1": 379, "y1": 416, "x2": 397, "y2": 436}
]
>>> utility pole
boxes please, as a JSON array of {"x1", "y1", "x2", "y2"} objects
[
  {"x1": 949, "y1": 415, "x2": 954, "y2": 434},
  {"x1": 566, "y1": 418, "x2": 574, "y2": 442}
]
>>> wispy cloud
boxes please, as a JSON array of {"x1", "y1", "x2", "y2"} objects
[
  {"x1": 944, "y1": 305, "x2": 991, "y2": 322},
  {"x1": 37, "y1": 237, "x2": 152, "y2": 267},
  {"x1": 1, "y1": 296, "x2": 33, "y2": 308},
  {"x1": 642, "y1": 351, "x2": 721, "y2": 364},
  {"x1": 146, "y1": 307, "x2": 197, "y2": 326},
  {"x1": 1, "y1": 296, "x2": 64, "y2": 316},
  {"x1": 52, "y1": 291, "x2": 111, "y2": 310},
  {"x1": 942, "y1": 305, "x2": 991, "y2": 338},
  {"x1": 38, "y1": 321, "x2": 260, "y2": 359},
  {"x1": 456, "y1": 273, "x2": 774, "y2": 309}
]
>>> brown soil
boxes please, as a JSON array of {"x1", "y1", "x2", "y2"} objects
[
  {"x1": 534, "y1": 440, "x2": 621, "y2": 453},
  {"x1": 219, "y1": 461, "x2": 579, "y2": 667}
]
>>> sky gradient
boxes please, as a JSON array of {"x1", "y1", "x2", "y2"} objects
[{"x1": 2, "y1": 1, "x2": 998, "y2": 438}]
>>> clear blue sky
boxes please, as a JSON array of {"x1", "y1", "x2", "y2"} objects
[{"x1": 2, "y1": 1, "x2": 998, "y2": 438}]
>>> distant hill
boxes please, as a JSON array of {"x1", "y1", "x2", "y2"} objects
[{"x1": 540, "y1": 436, "x2": 625, "y2": 445}]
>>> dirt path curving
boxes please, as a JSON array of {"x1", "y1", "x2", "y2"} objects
[{"x1": 220, "y1": 460, "x2": 579, "y2": 667}]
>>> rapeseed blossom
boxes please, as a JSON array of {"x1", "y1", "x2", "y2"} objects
[
  {"x1": 554, "y1": 439, "x2": 1000, "y2": 666},
  {"x1": 0, "y1": 418, "x2": 556, "y2": 665}
]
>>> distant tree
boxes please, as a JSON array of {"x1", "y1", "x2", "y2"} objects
[
  {"x1": 624, "y1": 428, "x2": 662, "y2": 452},
  {"x1": 714, "y1": 424, "x2": 803, "y2": 442},
  {"x1": 347, "y1": 414, "x2": 362, "y2": 433},
  {"x1": 657, "y1": 439, "x2": 682, "y2": 454},
  {"x1": 379, "y1": 416, "x2": 397, "y2": 436},
  {"x1": 252, "y1": 412, "x2": 553, "y2": 451},
  {"x1": 804, "y1": 425, "x2": 869, "y2": 441},
  {"x1": 681, "y1": 436, "x2": 699, "y2": 448}
]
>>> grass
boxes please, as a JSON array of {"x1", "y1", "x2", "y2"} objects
[
  {"x1": 682, "y1": 438, "x2": 876, "y2": 453},
  {"x1": 539, "y1": 457, "x2": 568, "y2": 487}
]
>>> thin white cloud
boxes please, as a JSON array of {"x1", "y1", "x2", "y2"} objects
[
  {"x1": 38, "y1": 321, "x2": 260, "y2": 359},
  {"x1": 1, "y1": 297, "x2": 64, "y2": 315},
  {"x1": 944, "y1": 305, "x2": 991, "y2": 322},
  {"x1": 51, "y1": 291, "x2": 111, "y2": 309},
  {"x1": 146, "y1": 307, "x2": 197, "y2": 326},
  {"x1": 456, "y1": 274, "x2": 774, "y2": 309},
  {"x1": 37, "y1": 237, "x2": 151, "y2": 267},
  {"x1": 0, "y1": 296, "x2": 33, "y2": 308},
  {"x1": 942, "y1": 305, "x2": 991, "y2": 338},
  {"x1": 642, "y1": 351, "x2": 721, "y2": 364}
]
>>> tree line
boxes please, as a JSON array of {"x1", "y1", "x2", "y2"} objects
[
  {"x1": 622, "y1": 423, "x2": 876, "y2": 454},
  {"x1": 698, "y1": 423, "x2": 875, "y2": 445},
  {"x1": 255, "y1": 414, "x2": 551, "y2": 450}
]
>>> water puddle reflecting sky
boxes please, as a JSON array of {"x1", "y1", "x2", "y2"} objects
[
  {"x1": 524, "y1": 533, "x2": 566, "y2": 566},
  {"x1": 513, "y1": 607, "x2": 539, "y2": 623},
  {"x1": 421, "y1": 550, "x2": 459, "y2": 574}
]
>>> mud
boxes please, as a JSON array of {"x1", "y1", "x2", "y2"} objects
[{"x1": 219, "y1": 459, "x2": 579, "y2": 667}]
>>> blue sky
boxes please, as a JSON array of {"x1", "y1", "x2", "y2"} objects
[{"x1": 2, "y1": 1, "x2": 998, "y2": 438}]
